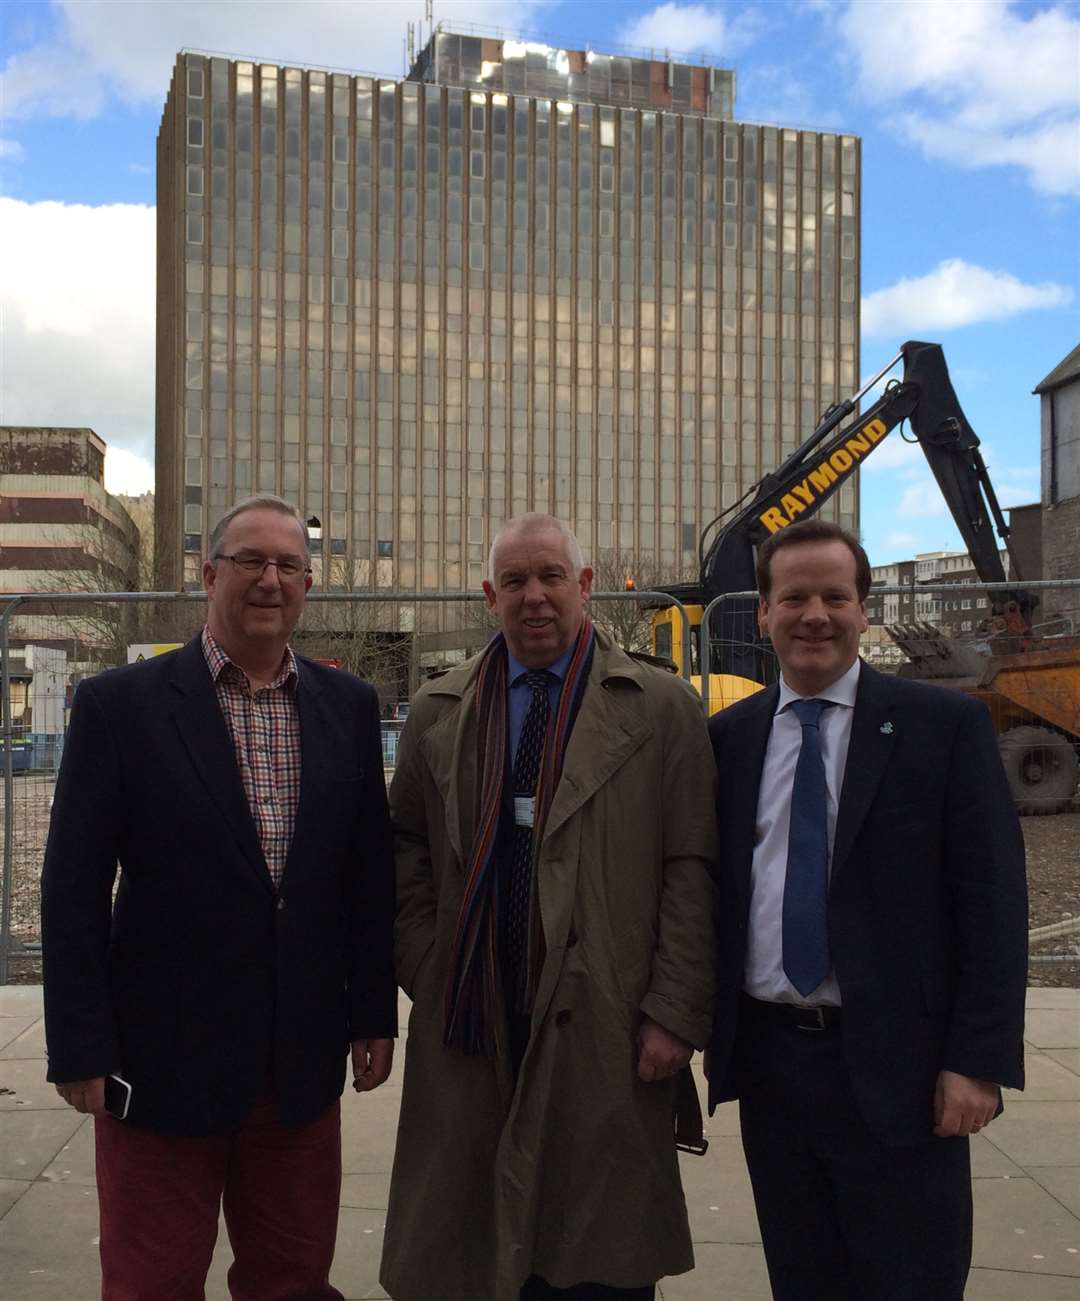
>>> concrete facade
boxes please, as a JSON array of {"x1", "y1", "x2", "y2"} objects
[
  {"x1": 1036, "y1": 345, "x2": 1080, "y2": 632},
  {"x1": 0, "y1": 427, "x2": 141, "y2": 658},
  {"x1": 154, "y1": 35, "x2": 861, "y2": 606}
]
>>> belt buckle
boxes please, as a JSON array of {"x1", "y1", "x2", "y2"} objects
[{"x1": 796, "y1": 1006, "x2": 827, "y2": 1032}]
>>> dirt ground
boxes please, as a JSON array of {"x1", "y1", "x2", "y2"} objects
[
  {"x1": 1023, "y1": 809, "x2": 1080, "y2": 988},
  {"x1": 3, "y1": 780, "x2": 1078, "y2": 986}
]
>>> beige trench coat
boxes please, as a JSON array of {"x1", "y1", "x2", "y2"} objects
[{"x1": 379, "y1": 630, "x2": 717, "y2": 1301}]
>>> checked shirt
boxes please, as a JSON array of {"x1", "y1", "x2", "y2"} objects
[{"x1": 201, "y1": 627, "x2": 301, "y2": 888}]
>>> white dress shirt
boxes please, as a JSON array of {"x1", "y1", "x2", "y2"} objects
[{"x1": 744, "y1": 658, "x2": 861, "y2": 1006}]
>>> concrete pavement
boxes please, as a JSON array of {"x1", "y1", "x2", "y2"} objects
[{"x1": 1, "y1": 985, "x2": 1078, "y2": 1300}]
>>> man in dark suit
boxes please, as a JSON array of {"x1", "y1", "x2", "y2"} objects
[
  {"x1": 707, "y1": 518, "x2": 1027, "y2": 1301},
  {"x1": 41, "y1": 494, "x2": 396, "y2": 1300}
]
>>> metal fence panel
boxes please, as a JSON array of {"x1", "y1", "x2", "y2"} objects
[{"x1": 1, "y1": 588, "x2": 688, "y2": 981}]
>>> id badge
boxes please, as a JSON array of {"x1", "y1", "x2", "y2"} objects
[{"x1": 514, "y1": 796, "x2": 536, "y2": 828}]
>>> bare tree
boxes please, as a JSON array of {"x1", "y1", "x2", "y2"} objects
[
  {"x1": 296, "y1": 552, "x2": 414, "y2": 704},
  {"x1": 588, "y1": 548, "x2": 691, "y2": 654},
  {"x1": 29, "y1": 518, "x2": 145, "y2": 671}
]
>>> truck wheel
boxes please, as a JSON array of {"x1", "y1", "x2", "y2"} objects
[{"x1": 998, "y1": 725, "x2": 1079, "y2": 816}]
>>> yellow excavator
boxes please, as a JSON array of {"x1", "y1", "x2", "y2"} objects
[{"x1": 649, "y1": 341, "x2": 1080, "y2": 813}]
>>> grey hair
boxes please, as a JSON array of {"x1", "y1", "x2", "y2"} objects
[
  {"x1": 487, "y1": 513, "x2": 587, "y2": 584},
  {"x1": 207, "y1": 494, "x2": 310, "y2": 561}
]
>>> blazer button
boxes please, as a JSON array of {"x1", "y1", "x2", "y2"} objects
[
  {"x1": 555, "y1": 1009, "x2": 572, "y2": 1027},
  {"x1": 277, "y1": 896, "x2": 286, "y2": 911}
]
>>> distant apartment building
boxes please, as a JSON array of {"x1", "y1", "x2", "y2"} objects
[
  {"x1": 154, "y1": 30, "x2": 861, "y2": 612},
  {"x1": 864, "y1": 557, "x2": 915, "y2": 628},
  {"x1": 0, "y1": 426, "x2": 141, "y2": 659},
  {"x1": 865, "y1": 547, "x2": 1010, "y2": 641}
]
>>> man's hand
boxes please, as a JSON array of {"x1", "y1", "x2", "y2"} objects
[
  {"x1": 933, "y1": 1069, "x2": 1000, "y2": 1138},
  {"x1": 351, "y1": 1038, "x2": 394, "y2": 1093},
  {"x1": 55, "y1": 1077, "x2": 106, "y2": 1117},
  {"x1": 636, "y1": 1018, "x2": 693, "y2": 1083}
]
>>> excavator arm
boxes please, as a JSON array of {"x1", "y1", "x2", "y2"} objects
[{"x1": 687, "y1": 340, "x2": 1035, "y2": 681}]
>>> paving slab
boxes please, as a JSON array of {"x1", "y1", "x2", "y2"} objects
[
  {"x1": 328, "y1": 1204, "x2": 389, "y2": 1299},
  {"x1": 984, "y1": 1101, "x2": 1080, "y2": 1168},
  {"x1": 0, "y1": 1108, "x2": 85, "y2": 1181},
  {"x1": 1046, "y1": 1049, "x2": 1080, "y2": 1076},
  {"x1": 341, "y1": 1097, "x2": 399, "y2": 1176},
  {"x1": 972, "y1": 1174, "x2": 1080, "y2": 1276},
  {"x1": 970, "y1": 1135, "x2": 1026, "y2": 1179},
  {"x1": 0, "y1": 1057, "x2": 67, "y2": 1112},
  {"x1": 0, "y1": 1017, "x2": 41, "y2": 1056},
  {"x1": 701, "y1": 1097, "x2": 741, "y2": 1140},
  {"x1": 680, "y1": 1136, "x2": 761, "y2": 1245},
  {"x1": 658, "y1": 1244, "x2": 771, "y2": 1300},
  {"x1": 0, "y1": 1178, "x2": 30, "y2": 1218},
  {"x1": 1031, "y1": 1167, "x2": 1080, "y2": 1220},
  {"x1": 0, "y1": 988, "x2": 46, "y2": 1016},
  {"x1": 0, "y1": 1179, "x2": 101, "y2": 1300},
  {"x1": 967, "y1": 1267, "x2": 1080, "y2": 1300},
  {"x1": 1028, "y1": 988, "x2": 1080, "y2": 1010},
  {"x1": 341, "y1": 1173, "x2": 389, "y2": 1212},
  {"x1": 1006, "y1": 1051, "x2": 1080, "y2": 1101},
  {"x1": 40, "y1": 1115, "x2": 96, "y2": 1186},
  {"x1": 1025, "y1": 1009, "x2": 1080, "y2": 1050}
]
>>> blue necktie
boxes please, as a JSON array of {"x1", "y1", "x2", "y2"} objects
[{"x1": 783, "y1": 698, "x2": 831, "y2": 997}]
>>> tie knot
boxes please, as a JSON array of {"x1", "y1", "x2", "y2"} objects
[
  {"x1": 790, "y1": 697, "x2": 828, "y2": 727},
  {"x1": 520, "y1": 671, "x2": 552, "y2": 694}
]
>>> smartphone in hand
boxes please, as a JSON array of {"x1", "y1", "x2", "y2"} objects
[{"x1": 103, "y1": 1074, "x2": 132, "y2": 1120}]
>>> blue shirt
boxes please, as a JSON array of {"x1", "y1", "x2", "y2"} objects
[{"x1": 507, "y1": 645, "x2": 574, "y2": 763}]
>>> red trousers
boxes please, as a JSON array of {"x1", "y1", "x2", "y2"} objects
[{"x1": 94, "y1": 1097, "x2": 343, "y2": 1301}]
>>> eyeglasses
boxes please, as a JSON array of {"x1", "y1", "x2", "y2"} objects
[{"x1": 216, "y1": 554, "x2": 312, "y2": 579}]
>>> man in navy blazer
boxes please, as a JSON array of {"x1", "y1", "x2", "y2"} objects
[
  {"x1": 41, "y1": 495, "x2": 396, "y2": 1300},
  {"x1": 707, "y1": 519, "x2": 1027, "y2": 1301}
]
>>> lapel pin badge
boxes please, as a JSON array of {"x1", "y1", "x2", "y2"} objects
[{"x1": 880, "y1": 721, "x2": 894, "y2": 735}]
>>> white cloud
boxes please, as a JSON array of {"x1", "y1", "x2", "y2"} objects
[
  {"x1": 897, "y1": 114, "x2": 1080, "y2": 200},
  {"x1": 0, "y1": 138, "x2": 26, "y2": 161},
  {"x1": 862, "y1": 259, "x2": 1073, "y2": 337},
  {"x1": 1, "y1": 0, "x2": 553, "y2": 120},
  {"x1": 884, "y1": 530, "x2": 919, "y2": 551},
  {"x1": 857, "y1": 429, "x2": 923, "y2": 472},
  {"x1": 0, "y1": 198, "x2": 156, "y2": 461},
  {"x1": 837, "y1": 0, "x2": 1080, "y2": 196},
  {"x1": 896, "y1": 476, "x2": 949, "y2": 520},
  {"x1": 105, "y1": 446, "x2": 155, "y2": 496},
  {"x1": 618, "y1": 3, "x2": 763, "y2": 57}
]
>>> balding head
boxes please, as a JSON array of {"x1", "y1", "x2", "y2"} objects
[
  {"x1": 487, "y1": 513, "x2": 586, "y2": 586},
  {"x1": 483, "y1": 514, "x2": 593, "y2": 669}
]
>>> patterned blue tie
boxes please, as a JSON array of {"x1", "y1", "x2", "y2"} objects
[
  {"x1": 506, "y1": 672, "x2": 552, "y2": 1009},
  {"x1": 783, "y1": 698, "x2": 831, "y2": 997}
]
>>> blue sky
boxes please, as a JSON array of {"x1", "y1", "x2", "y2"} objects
[{"x1": 2, "y1": 0, "x2": 1078, "y2": 566}]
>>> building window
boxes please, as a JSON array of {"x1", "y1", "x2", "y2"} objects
[{"x1": 377, "y1": 539, "x2": 393, "y2": 557}]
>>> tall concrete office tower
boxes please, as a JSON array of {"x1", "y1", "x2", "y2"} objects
[{"x1": 155, "y1": 30, "x2": 860, "y2": 598}]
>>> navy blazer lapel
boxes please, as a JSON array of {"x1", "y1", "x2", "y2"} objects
[
  {"x1": 726, "y1": 684, "x2": 777, "y2": 909},
  {"x1": 831, "y1": 662, "x2": 898, "y2": 880},
  {"x1": 286, "y1": 663, "x2": 328, "y2": 862},
  {"x1": 168, "y1": 637, "x2": 273, "y2": 894}
]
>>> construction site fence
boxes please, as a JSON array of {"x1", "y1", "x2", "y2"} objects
[
  {"x1": 0, "y1": 588, "x2": 687, "y2": 982},
  {"x1": 3, "y1": 582, "x2": 1078, "y2": 981}
]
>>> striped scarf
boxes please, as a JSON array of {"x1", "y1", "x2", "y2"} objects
[{"x1": 443, "y1": 618, "x2": 596, "y2": 1057}]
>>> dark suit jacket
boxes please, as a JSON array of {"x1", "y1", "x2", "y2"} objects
[
  {"x1": 41, "y1": 635, "x2": 396, "y2": 1136},
  {"x1": 707, "y1": 661, "x2": 1027, "y2": 1146}
]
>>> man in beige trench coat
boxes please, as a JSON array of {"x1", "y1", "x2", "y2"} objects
[{"x1": 380, "y1": 513, "x2": 717, "y2": 1301}]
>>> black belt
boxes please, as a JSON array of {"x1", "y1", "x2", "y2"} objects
[{"x1": 742, "y1": 994, "x2": 842, "y2": 1032}]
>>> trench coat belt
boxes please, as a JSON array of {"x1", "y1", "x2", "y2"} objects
[{"x1": 672, "y1": 1065, "x2": 708, "y2": 1156}]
